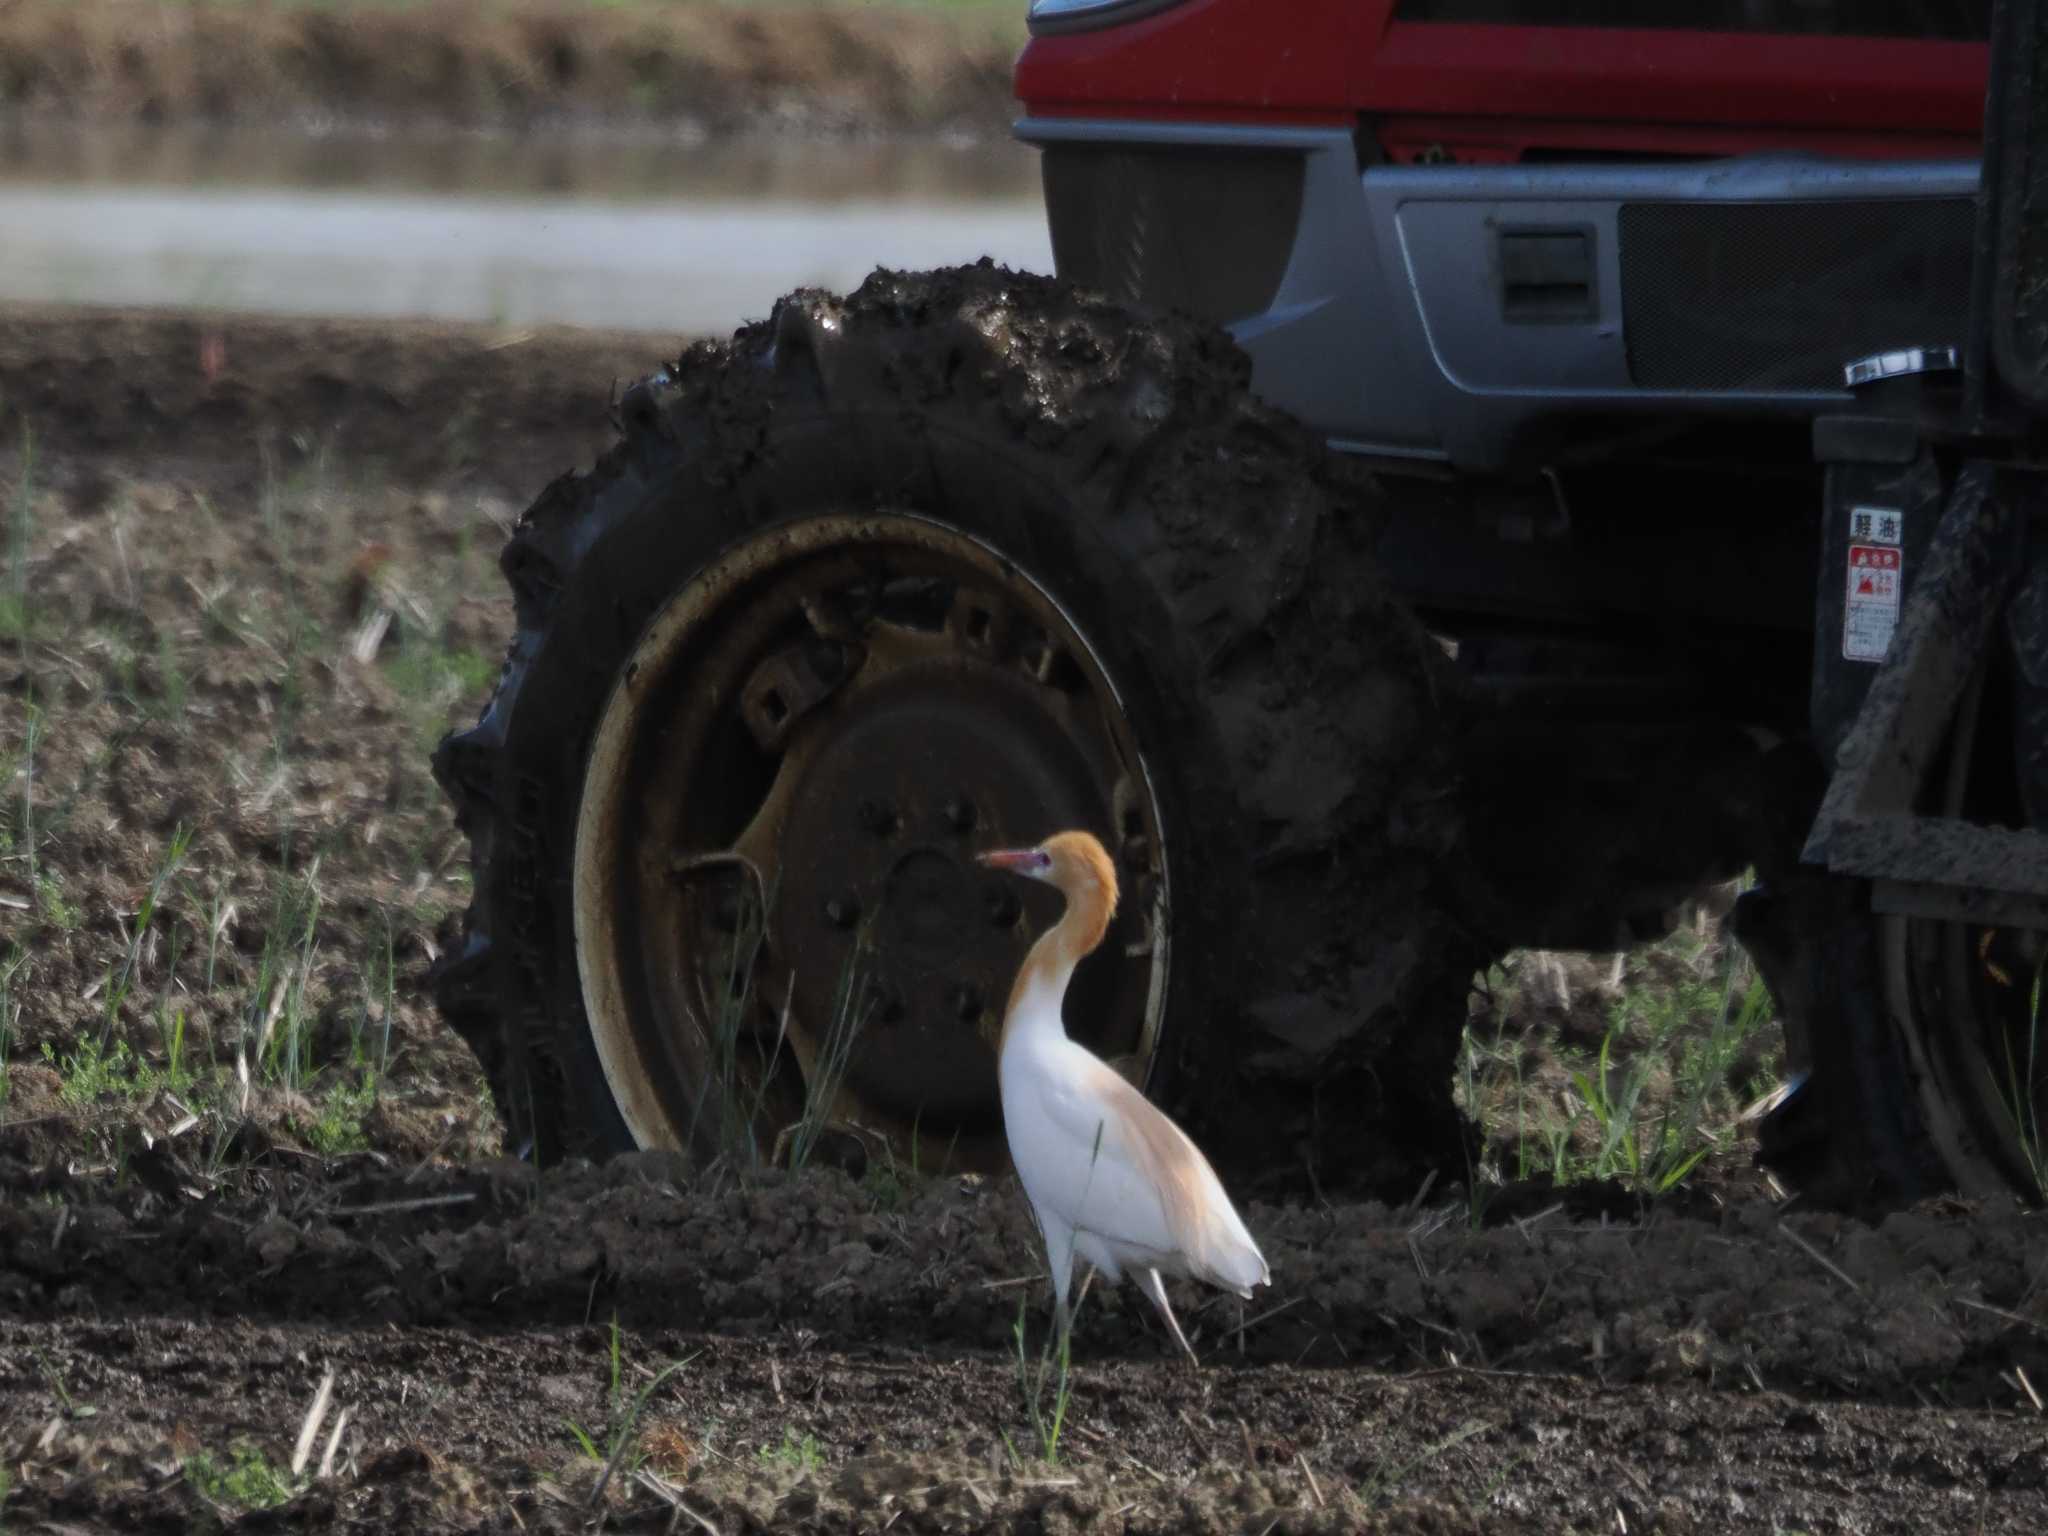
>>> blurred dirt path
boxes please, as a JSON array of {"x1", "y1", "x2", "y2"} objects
[{"x1": 0, "y1": 305, "x2": 667, "y2": 499}]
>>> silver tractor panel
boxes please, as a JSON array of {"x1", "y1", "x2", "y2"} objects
[{"x1": 1018, "y1": 118, "x2": 1977, "y2": 473}]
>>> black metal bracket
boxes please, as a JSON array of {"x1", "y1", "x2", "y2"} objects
[{"x1": 1802, "y1": 464, "x2": 2048, "y2": 925}]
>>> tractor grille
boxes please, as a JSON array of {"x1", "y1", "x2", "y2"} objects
[
  {"x1": 1618, "y1": 198, "x2": 1976, "y2": 391},
  {"x1": 1041, "y1": 144, "x2": 1303, "y2": 325}
]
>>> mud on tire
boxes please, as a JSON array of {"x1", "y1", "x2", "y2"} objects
[{"x1": 431, "y1": 262, "x2": 1481, "y2": 1196}]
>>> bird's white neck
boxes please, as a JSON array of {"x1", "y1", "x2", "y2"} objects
[
  {"x1": 998, "y1": 886, "x2": 1108, "y2": 1058},
  {"x1": 1001, "y1": 940, "x2": 1075, "y2": 1057}
]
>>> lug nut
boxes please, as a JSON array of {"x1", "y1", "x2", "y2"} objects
[
  {"x1": 953, "y1": 984, "x2": 983, "y2": 1022},
  {"x1": 824, "y1": 894, "x2": 860, "y2": 929},
  {"x1": 857, "y1": 798, "x2": 898, "y2": 837},
  {"x1": 1120, "y1": 805, "x2": 1147, "y2": 845},
  {"x1": 943, "y1": 797, "x2": 977, "y2": 833},
  {"x1": 807, "y1": 638, "x2": 846, "y2": 683}
]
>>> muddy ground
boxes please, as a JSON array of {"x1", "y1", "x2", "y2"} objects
[
  {"x1": 0, "y1": 0, "x2": 1018, "y2": 141},
  {"x1": 4, "y1": 1152, "x2": 2046, "y2": 1534},
  {"x1": 1, "y1": 308, "x2": 2046, "y2": 1533}
]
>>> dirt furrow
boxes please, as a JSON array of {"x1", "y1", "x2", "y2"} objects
[{"x1": 3, "y1": 1155, "x2": 2044, "y2": 1407}]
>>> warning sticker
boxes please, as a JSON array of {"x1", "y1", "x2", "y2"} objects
[
  {"x1": 1844, "y1": 543, "x2": 1902, "y2": 662},
  {"x1": 1848, "y1": 505, "x2": 1904, "y2": 546}
]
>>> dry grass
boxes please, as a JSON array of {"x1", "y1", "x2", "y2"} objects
[
  {"x1": 0, "y1": 0, "x2": 1020, "y2": 135},
  {"x1": 0, "y1": 424, "x2": 511, "y2": 1176}
]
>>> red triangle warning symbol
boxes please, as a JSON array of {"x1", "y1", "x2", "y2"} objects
[{"x1": 1857, "y1": 575, "x2": 1875, "y2": 595}]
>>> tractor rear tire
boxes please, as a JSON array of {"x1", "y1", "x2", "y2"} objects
[
  {"x1": 1748, "y1": 673, "x2": 2047, "y2": 1208},
  {"x1": 429, "y1": 263, "x2": 1482, "y2": 1198}
]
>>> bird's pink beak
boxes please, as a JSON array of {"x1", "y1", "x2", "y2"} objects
[{"x1": 977, "y1": 847, "x2": 1046, "y2": 875}]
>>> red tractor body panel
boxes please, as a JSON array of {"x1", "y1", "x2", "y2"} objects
[
  {"x1": 1015, "y1": 0, "x2": 1987, "y2": 158},
  {"x1": 1362, "y1": 23, "x2": 1985, "y2": 160},
  {"x1": 1013, "y1": 0, "x2": 1362, "y2": 125}
]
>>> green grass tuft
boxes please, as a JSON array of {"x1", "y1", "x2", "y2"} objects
[
  {"x1": 46, "y1": 1037, "x2": 162, "y2": 1106},
  {"x1": 298, "y1": 1072, "x2": 377, "y2": 1155},
  {"x1": 1994, "y1": 957, "x2": 2046, "y2": 1198},
  {"x1": 183, "y1": 1445, "x2": 294, "y2": 1510},
  {"x1": 1458, "y1": 902, "x2": 1782, "y2": 1199},
  {"x1": 757, "y1": 1427, "x2": 823, "y2": 1475},
  {"x1": 1009, "y1": 1294, "x2": 1077, "y2": 1467},
  {"x1": 566, "y1": 1316, "x2": 699, "y2": 1501},
  {"x1": 0, "y1": 945, "x2": 24, "y2": 1107}
]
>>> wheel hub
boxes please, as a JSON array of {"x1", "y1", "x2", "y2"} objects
[
  {"x1": 771, "y1": 660, "x2": 1107, "y2": 1132},
  {"x1": 573, "y1": 512, "x2": 1170, "y2": 1171}
]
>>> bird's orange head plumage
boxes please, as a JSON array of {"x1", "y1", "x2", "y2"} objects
[
  {"x1": 1041, "y1": 830, "x2": 1119, "y2": 936},
  {"x1": 977, "y1": 830, "x2": 1121, "y2": 1025}
]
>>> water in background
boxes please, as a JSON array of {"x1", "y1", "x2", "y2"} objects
[{"x1": 0, "y1": 124, "x2": 1052, "y2": 333}]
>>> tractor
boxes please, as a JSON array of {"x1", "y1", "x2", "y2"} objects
[{"x1": 432, "y1": 0, "x2": 2048, "y2": 1208}]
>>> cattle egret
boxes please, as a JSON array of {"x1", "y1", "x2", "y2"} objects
[{"x1": 978, "y1": 831, "x2": 1270, "y2": 1365}]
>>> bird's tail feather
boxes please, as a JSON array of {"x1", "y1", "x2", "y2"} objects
[{"x1": 1202, "y1": 1238, "x2": 1270, "y2": 1296}]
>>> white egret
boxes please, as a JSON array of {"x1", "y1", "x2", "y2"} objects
[{"x1": 979, "y1": 831, "x2": 1269, "y2": 1364}]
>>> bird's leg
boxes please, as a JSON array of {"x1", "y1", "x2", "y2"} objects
[
  {"x1": 1042, "y1": 1218, "x2": 1077, "y2": 1351},
  {"x1": 1137, "y1": 1268, "x2": 1200, "y2": 1370},
  {"x1": 1057, "y1": 1266, "x2": 1096, "y2": 1360}
]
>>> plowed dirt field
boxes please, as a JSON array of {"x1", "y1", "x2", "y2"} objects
[{"x1": 1, "y1": 309, "x2": 2045, "y2": 1535}]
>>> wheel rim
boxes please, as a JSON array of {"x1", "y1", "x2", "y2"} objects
[
  {"x1": 1882, "y1": 661, "x2": 2048, "y2": 1199},
  {"x1": 572, "y1": 512, "x2": 1171, "y2": 1170}
]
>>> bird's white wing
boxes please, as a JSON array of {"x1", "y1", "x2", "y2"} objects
[{"x1": 1010, "y1": 1044, "x2": 1267, "y2": 1292}]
